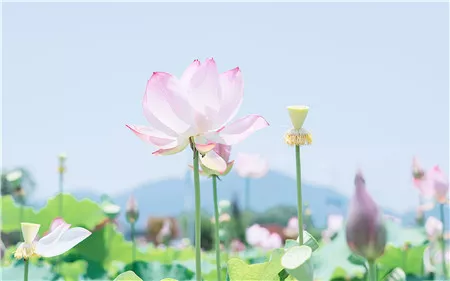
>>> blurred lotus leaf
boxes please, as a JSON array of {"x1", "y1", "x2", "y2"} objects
[
  {"x1": 1, "y1": 194, "x2": 105, "y2": 235},
  {"x1": 114, "y1": 270, "x2": 143, "y2": 281},
  {"x1": 227, "y1": 248, "x2": 287, "y2": 281},
  {"x1": 120, "y1": 261, "x2": 195, "y2": 281}
]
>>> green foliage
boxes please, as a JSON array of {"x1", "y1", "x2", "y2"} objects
[
  {"x1": 0, "y1": 195, "x2": 432, "y2": 281},
  {"x1": 120, "y1": 261, "x2": 195, "y2": 281},
  {"x1": 114, "y1": 271, "x2": 143, "y2": 281},
  {"x1": 227, "y1": 248, "x2": 287, "y2": 281},
  {"x1": 1, "y1": 194, "x2": 106, "y2": 235}
]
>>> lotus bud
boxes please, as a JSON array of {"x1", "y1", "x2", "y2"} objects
[
  {"x1": 346, "y1": 171, "x2": 387, "y2": 262},
  {"x1": 126, "y1": 195, "x2": 139, "y2": 224},
  {"x1": 412, "y1": 157, "x2": 425, "y2": 180}
]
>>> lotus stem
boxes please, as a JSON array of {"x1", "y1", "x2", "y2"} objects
[
  {"x1": 58, "y1": 169, "x2": 64, "y2": 217},
  {"x1": 295, "y1": 145, "x2": 304, "y2": 245},
  {"x1": 19, "y1": 204, "x2": 24, "y2": 239},
  {"x1": 192, "y1": 145, "x2": 202, "y2": 281},
  {"x1": 131, "y1": 222, "x2": 136, "y2": 269},
  {"x1": 367, "y1": 261, "x2": 377, "y2": 281},
  {"x1": 245, "y1": 177, "x2": 250, "y2": 212},
  {"x1": 439, "y1": 203, "x2": 448, "y2": 278},
  {"x1": 212, "y1": 175, "x2": 222, "y2": 281},
  {"x1": 24, "y1": 259, "x2": 29, "y2": 281}
]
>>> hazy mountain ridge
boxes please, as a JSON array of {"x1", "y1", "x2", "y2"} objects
[{"x1": 29, "y1": 170, "x2": 430, "y2": 229}]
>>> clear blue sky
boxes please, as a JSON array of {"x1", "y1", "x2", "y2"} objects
[{"x1": 3, "y1": 3, "x2": 448, "y2": 213}]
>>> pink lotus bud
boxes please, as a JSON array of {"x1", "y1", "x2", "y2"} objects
[
  {"x1": 346, "y1": 171, "x2": 387, "y2": 262},
  {"x1": 412, "y1": 157, "x2": 425, "y2": 180},
  {"x1": 126, "y1": 195, "x2": 139, "y2": 224}
]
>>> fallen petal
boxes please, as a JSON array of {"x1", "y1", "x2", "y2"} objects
[
  {"x1": 50, "y1": 218, "x2": 71, "y2": 232},
  {"x1": 36, "y1": 227, "x2": 91, "y2": 257}
]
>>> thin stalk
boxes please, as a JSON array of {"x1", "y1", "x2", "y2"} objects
[
  {"x1": 58, "y1": 171, "x2": 64, "y2": 217},
  {"x1": 192, "y1": 148, "x2": 202, "y2": 281},
  {"x1": 245, "y1": 177, "x2": 250, "y2": 212},
  {"x1": 212, "y1": 175, "x2": 222, "y2": 281},
  {"x1": 295, "y1": 145, "x2": 303, "y2": 244},
  {"x1": 131, "y1": 222, "x2": 136, "y2": 264},
  {"x1": 367, "y1": 261, "x2": 377, "y2": 281},
  {"x1": 24, "y1": 259, "x2": 29, "y2": 281},
  {"x1": 439, "y1": 203, "x2": 448, "y2": 278},
  {"x1": 19, "y1": 204, "x2": 24, "y2": 240}
]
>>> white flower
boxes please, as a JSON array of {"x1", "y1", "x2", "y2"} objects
[{"x1": 14, "y1": 221, "x2": 91, "y2": 259}]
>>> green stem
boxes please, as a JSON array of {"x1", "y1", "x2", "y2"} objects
[
  {"x1": 192, "y1": 148, "x2": 202, "y2": 281},
  {"x1": 212, "y1": 175, "x2": 222, "y2": 281},
  {"x1": 245, "y1": 177, "x2": 250, "y2": 212},
  {"x1": 295, "y1": 145, "x2": 303, "y2": 244},
  {"x1": 367, "y1": 261, "x2": 377, "y2": 281},
  {"x1": 131, "y1": 222, "x2": 136, "y2": 262},
  {"x1": 24, "y1": 259, "x2": 29, "y2": 281},
  {"x1": 58, "y1": 171, "x2": 64, "y2": 217},
  {"x1": 439, "y1": 203, "x2": 448, "y2": 278}
]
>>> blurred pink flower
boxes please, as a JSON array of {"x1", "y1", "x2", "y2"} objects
[
  {"x1": 426, "y1": 166, "x2": 449, "y2": 204},
  {"x1": 327, "y1": 214, "x2": 344, "y2": 233},
  {"x1": 261, "y1": 233, "x2": 283, "y2": 250},
  {"x1": 287, "y1": 217, "x2": 299, "y2": 230},
  {"x1": 235, "y1": 153, "x2": 269, "y2": 179},
  {"x1": 230, "y1": 239, "x2": 246, "y2": 252},
  {"x1": 425, "y1": 216, "x2": 443, "y2": 242},
  {"x1": 414, "y1": 164, "x2": 449, "y2": 204},
  {"x1": 126, "y1": 58, "x2": 269, "y2": 172},
  {"x1": 346, "y1": 171, "x2": 387, "y2": 262},
  {"x1": 246, "y1": 224, "x2": 270, "y2": 247}
]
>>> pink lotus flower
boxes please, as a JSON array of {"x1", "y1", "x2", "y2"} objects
[
  {"x1": 327, "y1": 214, "x2": 344, "y2": 233},
  {"x1": 246, "y1": 224, "x2": 270, "y2": 247},
  {"x1": 190, "y1": 144, "x2": 234, "y2": 176},
  {"x1": 345, "y1": 171, "x2": 387, "y2": 262},
  {"x1": 414, "y1": 163, "x2": 449, "y2": 204},
  {"x1": 425, "y1": 216, "x2": 443, "y2": 242},
  {"x1": 234, "y1": 153, "x2": 269, "y2": 179},
  {"x1": 126, "y1": 58, "x2": 269, "y2": 173},
  {"x1": 261, "y1": 233, "x2": 283, "y2": 250}
]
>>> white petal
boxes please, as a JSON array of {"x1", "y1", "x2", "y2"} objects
[
  {"x1": 199, "y1": 150, "x2": 227, "y2": 174},
  {"x1": 36, "y1": 227, "x2": 91, "y2": 257},
  {"x1": 37, "y1": 223, "x2": 71, "y2": 247},
  {"x1": 143, "y1": 72, "x2": 193, "y2": 136}
]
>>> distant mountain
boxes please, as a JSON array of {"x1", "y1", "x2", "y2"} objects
[{"x1": 29, "y1": 170, "x2": 436, "y2": 230}]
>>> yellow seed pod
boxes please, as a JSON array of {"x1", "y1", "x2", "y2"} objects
[
  {"x1": 58, "y1": 166, "x2": 66, "y2": 173},
  {"x1": 284, "y1": 128, "x2": 313, "y2": 146}
]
